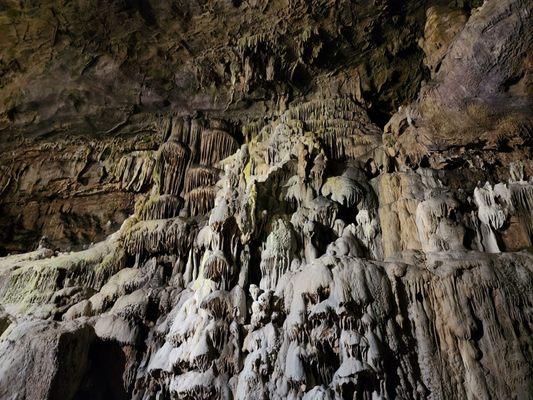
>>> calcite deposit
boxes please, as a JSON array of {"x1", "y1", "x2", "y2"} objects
[{"x1": 0, "y1": 0, "x2": 531, "y2": 399}]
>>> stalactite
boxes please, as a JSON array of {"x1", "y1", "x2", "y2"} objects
[
  {"x1": 183, "y1": 166, "x2": 220, "y2": 194},
  {"x1": 3, "y1": 82, "x2": 533, "y2": 400},
  {"x1": 321, "y1": 176, "x2": 363, "y2": 208},
  {"x1": 474, "y1": 183, "x2": 508, "y2": 231},
  {"x1": 170, "y1": 116, "x2": 190, "y2": 143},
  {"x1": 203, "y1": 251, "x2": 233, "y2": 290},
  {"x1": 200, "y1": 291, "x2": 233, "y2": 320},
  {"x1": 188, "y1": 118, "x2": 203, "y2": 164},
  {"x1": 124, "y1": 218, "x2": 199, "y2": 258},
  {"x1": 510, "y1": 182, "x2": 533, "y2": 239},
  {"x1": 185, "y1": 186, "x2": 217, "y2": 216},
  {"x1": 155, "y1": 140, "x2": 189, "y2": 196},
  {"x1": 259, "y1": 219, "x2": 296, "y2": 290},
  {"x1": 277, "y1": 98, "x2": 381, "y2": 162},
  {"x1": 168, "y1": 117, "x2": 204, "y2": 166},
  {"x1": 199, "y1": 129, "x2": 239, "y2": 166},
  {"x1": 140, "y1": 194, "x2": 183, "y2": 221},
  {"x1": 115, "y1": 151, "x2": 155, "y2": 192},
  {"x1": 237, "y1": 32, "x2": 270, "y2": 53},
  {"x1": 242, "y1": 120, "x2": 264, "y2": 142}
]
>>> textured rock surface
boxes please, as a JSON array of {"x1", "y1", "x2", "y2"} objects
[{"x1": 0, "y1": 0, "x2": 532, "y2": 399}]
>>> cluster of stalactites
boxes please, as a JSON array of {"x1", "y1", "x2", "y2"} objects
[
  {"x1": 183, "y1": 166, "x2": 220, "y2": 194},
  {"x1": 259, "y1": 219, "x2": 297, "y2": 291},
  {"x1": 200, "y1": 129, "x2": 239, "y2": 166},
  {"x1": 123, "y1": 217, "x2": 199, "y2": 259},
  {"x1": 155, "y1": 140, "x2": 189, "y2": 196},
  {"x1": 472, "y1": 181, "x2": 533, "y2": 252},
  {"x1": 185, "y1": 187, "x2": 218, "y2": 217},
  {"x1": 279, "y1": 98, "x2": 382, "y2": 161},
  {"x1": 162, "y1": 116, "x2": 202, "y2": 164},
  {"x1": 182, "y1": 165, "x2": 220, "y2": 217},
  {"x1": 53, "y1": 94, "x2": 532, "y2": 400},
  {"x1": 203, "y1": 250, "x2": 235, "y2": 291},
  {"x1": 236, "y1": 255, "x2": 402, "y2": 400},
  {"x1": 153, "y1": 140, "x2": 252, "y2": 399},
  {"x1": 166, "y1": 117, "x2": 239, "y2": 165},
  {"x1": 158, "y1": 117, "x2": 240, "y2": 219},
  {"x1": 377, "y1": 168, "x2": 533, "y2": 259},
  {"x1": 123, "y1": 98, "x2": 532, "y2": 400},
  {"x1": 143, "y1": 115, "x2": 245, "y2": 222},
  {"x1": 115, "y1": 151, "x2": 155, "y2": 192},
  {"x1": 242, "y1": 120, "x2": 265, "y2": 142},
  {"x1": 139, "y1": 194, "x2": 183, "y2": 221}
]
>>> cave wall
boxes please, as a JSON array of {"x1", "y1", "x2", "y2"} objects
[{"x1": 0, "y1": 0, "x2": 532, "y2": 399}]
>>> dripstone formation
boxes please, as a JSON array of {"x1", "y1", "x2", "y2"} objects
[{"x1": 0, "y1": 0, "x2": 531, "y2": 399}]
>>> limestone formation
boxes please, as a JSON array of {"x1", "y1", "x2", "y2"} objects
[{"x1": 0, "y1": 0, "x2": 532, "y2": 399}]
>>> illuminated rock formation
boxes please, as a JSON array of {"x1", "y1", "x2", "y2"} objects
[{"x1": 0, "y1": 0, "x2": 531, "y2": 399}]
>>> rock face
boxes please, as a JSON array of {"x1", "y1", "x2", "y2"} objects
[{"x1": 0, "y1": 0, "x2": 532, "y2": 399}]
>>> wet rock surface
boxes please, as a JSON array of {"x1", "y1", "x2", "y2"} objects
[{"x1": 0, "y1": 0, "x2": 532, "y2": 399}]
